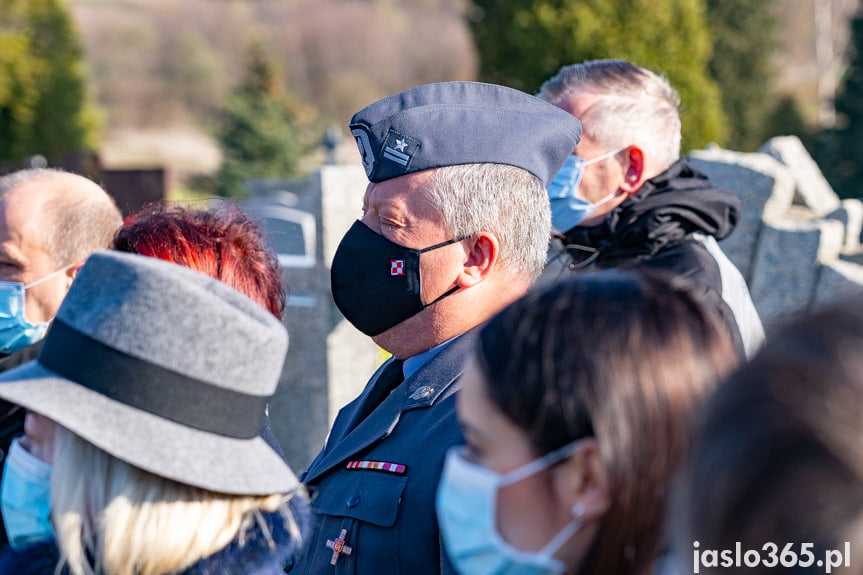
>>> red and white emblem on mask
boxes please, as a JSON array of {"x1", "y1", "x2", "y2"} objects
[{"x1": 390, "y1": 260, "x2": 404, "y2": 276}]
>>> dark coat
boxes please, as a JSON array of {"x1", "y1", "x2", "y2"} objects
[
  {"x1": 552, "y1": 158, "x2": 760, "y2": 356},
  {"x1": 0, "y1": 341, "x2": 43, "y2": 549},
  {"x1": 291, "y1": 332, "x2": 475, "y2": 575},
  {"x1": 0, "y1": 499, "x2": 310, "y2": 575}
]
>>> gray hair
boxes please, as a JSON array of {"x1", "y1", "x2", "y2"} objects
[
  {"x1": 427, "y1": 163, "x2": 550, "y2": 281},
  {"x1": 538, "y1": 59, "x2": 682, "y2": 169},
  {"x1": 0, "y1": 168, "x2": 57, "y2": 194},
  {"x1": 0, "y1": 169, "x2": 122, "y2": 267}
]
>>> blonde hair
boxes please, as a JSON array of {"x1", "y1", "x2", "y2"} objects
[{"x1": 51, "y1": 427, "x2": 305, "y2": 575}]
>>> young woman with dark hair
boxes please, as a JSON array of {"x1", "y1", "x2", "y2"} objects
[
  {"x1": 436, "y1": 270, "x2": 740, "y2": 575},
  {"x1": 675, "y1": 296, "x2": 863, "y2": 575}
]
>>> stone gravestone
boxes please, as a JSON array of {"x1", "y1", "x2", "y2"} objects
[
  {"x1": 688, "y1": 148, "x2": 795, "y2": 282},
  {"x1": 824, "y1": 199, "x2": 863, "y2": 253},
  {"x1": 687, "y1": 141, "x2": 863, "y2": 328},
  {"x1": 747, "y1": 217, "x2": 844, "y2": 325},
  {"x1": 101, "y1": 168, "x2": 170, "y2": 216},
  {"x1": 758, "y1": 136, "x2": 841, "y2": 216},
  {"x1": 240, "y1": 166, "x2": 380, "y2": 471},
  {"x1": 814, "y1": 257, "x2": 863, "y2": 307}
]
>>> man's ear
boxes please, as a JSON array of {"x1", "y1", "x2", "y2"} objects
[
  {"x1": 64, "y1": 262, "x2": 84, "y2": 291},
  {"x1": 458, "y1": 232, "x2": 499, "y2": 288},
  {"x1": 554, "y1": 439, "x2": 610, "y2": 521},
  {"x1": 619, "y1": 146, "x2": 646, "y2": 196}
]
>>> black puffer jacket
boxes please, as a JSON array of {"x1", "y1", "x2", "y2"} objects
[{"x1": 557, "y1": 158, "x2": 752, "y2": 355}]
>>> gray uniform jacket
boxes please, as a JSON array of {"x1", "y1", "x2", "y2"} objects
[{"x1": 292, "y1": 332, "x2": 475, "y2": 574}]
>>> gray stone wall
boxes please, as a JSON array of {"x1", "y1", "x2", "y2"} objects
[
  {"x1": 690, "y1": 136, "x2": 863, "y2": 328},
  {"x1": 248, "y1": 166, "x2": 380, "y2": 472}
]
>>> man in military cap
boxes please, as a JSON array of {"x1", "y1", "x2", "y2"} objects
[{"x1": 292, "y1": 82, "x2": 581, "y2": 574}]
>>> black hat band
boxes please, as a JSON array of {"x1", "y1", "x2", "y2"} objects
[{"x1": 38, "y1": 319, "x2": 268, "y2": 440}]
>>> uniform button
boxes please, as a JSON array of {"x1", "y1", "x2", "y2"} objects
[
  {"x1": 410, "y1": 386, "x2": 434, "y2": 400},
  {"x1": 347, "y1": 493, "x2": 361, "y2": 507}
]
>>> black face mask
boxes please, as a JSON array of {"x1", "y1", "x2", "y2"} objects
[{"x1": 331, "y1": 220, "x2": 464, "y2": 337}]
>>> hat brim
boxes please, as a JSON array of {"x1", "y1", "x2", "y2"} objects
[{"x1": 0, "y1": 360, "x2": 298, "y2": 496}]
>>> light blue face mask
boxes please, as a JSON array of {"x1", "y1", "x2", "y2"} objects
[
  {"x1": 436, "y1": 441, "x2": 587, "y2": 575},
  {"x1": 547, "y1": 148, "x2": 626, "y2": 233},
  {"x1": 1, "y1": 437, "x2": 54, "y2": 550},
  {"x1": 0, "y1": 265, "x2": 73, "y2": 355}
]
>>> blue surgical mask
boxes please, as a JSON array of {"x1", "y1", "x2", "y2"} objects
[
  {"x1": 436, "y1": 441, "x2": 586, "y2": 575},
  {"x1": 0, "y1": 265, "x2": 73, "y2": 355},
  {"x1": 547, "y1": 148, "x2": 625, "y2": 233},
  {"x1": 1, "y1": 437, "x2": 54, "y2": 550}
]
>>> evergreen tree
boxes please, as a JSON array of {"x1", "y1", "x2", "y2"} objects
[
  {"x1": 0, "y1": 0, "x2": 99, "y2": 163},
  {"x1": 818, "y1": 3, "x2": 863, "y2": 199},
  {"x1": 764, "y1": 96, "x2": 815, "y2": 151},
  {"x1": 469, "y1": 0, "x2": 725, "y2": 152},
  {"x1": 212, "y1": 43, "x2": 309, "y2": 198},
  {"x1": 705, "y1": 0, "x2": 778, "y2": 151}
]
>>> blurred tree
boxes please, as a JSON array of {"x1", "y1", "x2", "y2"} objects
[
  {"x1": 705, "y1": 0, "x2": 778, "y2": 151},
  {"x1": 470, "y1": 0, "x2": 725, "y2": 152},
  {"x1": 71, "y1": 0, "x2": 476, "y2": 139},
  {"x1": 763, "y1": 95, "x2": 815, "y2": 151},
  {"x1": 817, "y1": 3, "x2": 863, "y2": 199},
  {"x1": 212, "y1": 42, "x2": 312, "y2": 197},
  {"x1": 0, "y1": 0, "x2": 99, "y2": 163},
  {"x1": 160, "y1": 30, "x2": 222, "y2": 116}
]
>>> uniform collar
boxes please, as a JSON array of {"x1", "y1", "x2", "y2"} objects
[
  {"x1": 303, "y1": 330, "x2": 476, "y2": 484},
  {"x1": 401, "y1": 334, "x2": 461, "y2": 381}
]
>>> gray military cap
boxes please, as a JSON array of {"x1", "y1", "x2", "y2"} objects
[{"x1": 350, "y1": 81, "x2": 582, "y2": 186}]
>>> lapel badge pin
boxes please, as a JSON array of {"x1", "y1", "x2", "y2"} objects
[
  {"x1": 326, "y1": 528, "x2": 353, "y2": 565},
  {"x1": 409, "y1": 385, "x2": 434, "y2": 400}
]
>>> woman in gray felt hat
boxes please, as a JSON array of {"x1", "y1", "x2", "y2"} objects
[
  {"x1": 0, "y1": 250, "x2": 310, "y2": 575},
  {"x1": 13, "y1": 201, "x2": 291, "y2": 495}
]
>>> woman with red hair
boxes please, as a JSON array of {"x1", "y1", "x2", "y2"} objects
[{"x1": 114, "y1": 202, "x2": 286, "y2": 319}]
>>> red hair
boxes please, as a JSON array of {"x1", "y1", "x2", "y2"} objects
[{"x1": 114, "y1": 203, "x2": 286, "y2": 319}]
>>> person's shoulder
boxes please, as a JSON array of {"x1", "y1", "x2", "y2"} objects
[
  {"x1": 627, "y1": 239, "x2": 720, "y2": 289},
  {"x1": 181, "y1": 504, "x2": 310, "y2": 575},
  {"x1": 0, "y1": 540, "x2": 61, "y2": 575}
]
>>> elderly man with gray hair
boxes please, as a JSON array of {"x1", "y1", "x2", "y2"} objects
[
  {"x1": 293, "y1": 81, "x2": 581, "y2": 574},
  {"x1": 539, "y1": 59, "x2": 764, "y2": 358},
  {"x1": 0, "y1": 168, "x2": 122, "y2": 549}
]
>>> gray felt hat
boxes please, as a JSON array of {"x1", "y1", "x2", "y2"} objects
[
  {"x1": 349, "y1": 81, "x2": 582, "y2": 186},
  {"x1": 0, "y1": 250, "x2": 297, "y2": 495}
]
